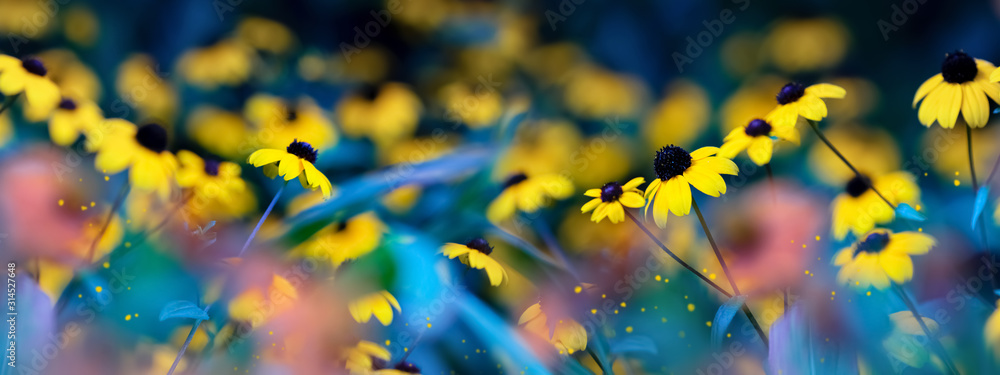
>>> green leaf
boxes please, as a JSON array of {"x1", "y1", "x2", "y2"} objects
[
  {"x1": 159, "y1": 300, "x2": 209, "y2": 321},
  {"x1": 711, "y1": 295, "x2": 747, "y2": 350}
]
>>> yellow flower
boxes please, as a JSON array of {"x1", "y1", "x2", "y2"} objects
[
  {"x1": 765, "y1": 18, "x2": 848, "y2": 73},
  {"x1": 176, "y1": 151, "x2": 254, "y2": 221},
  {"x1": 36, "y1": 49, "x2": 103, "y2": 103},
  {"x1": 915, "y1": 51, "x2": 1000, "y2": 128},
  {"x1": 176, "y1": 39, "x2": 254, "y2": 89},
  {"x1": 440, "y1": 238, "x2": 508, "y2": 286},
  {"x1": 807, "y1": 123, "x2": 899, "y2": 187},
  {"x1": 830, "y1": 172, "x2": 919, "y2": 240},
  {"x1": 336, "y1": 83, "x2": 423, "y2": 145},
  {"x1": 244, "y1": 94, "x2": 338, "y2": 151},
  {"x1": 518, "y1": 302, "x2": 587, "y2": 355},
  {"x1": 643, "y1": 80, "x2": 710, "y2": 151},
  {"x1": 580, "y1": 177, "x2": 645, "y2": 224},
  {"x1": 486, "y1": 172, "x2": 573, "y2": 223},
  {"x1": 344, "y1": 340, "x2": 391, "y2": 374},
  {"x1": 247, "y1": 140, "x2": 333, "y2": 199},
  {"x1": 0, "y1": 55, "x2": 60, "y2": 119},
  {"x1": 438, "y1": 81, "x2": 502, "y2": 129},
  {"x1": 228, "y1": 273, "x2": 299, "y2": 326},
  {"x1": 349, "y1": 291, "x2": 401, "y2": 326},
  {"x1": 644, "y1": 146, "x2": 738, "y2": 228},
  {"x1": 235, "y1": 17, "x2": 296, "y2": 55},
  {"x1": 833, "y1": 229, "x2": 934, "y2": 290},
  {"x1": 765, "y1": 82, "x2": 846, "y2": 129},
  {"x1": 986, "y1": 303, "x2": 1000, "y2": 356},
  {"x1": 563, "y1": 65, "x2": 646, "y2": 120},
  {"x1": 48, "y1": 97, "x2": 103, "y2": 146},
  {"x1": 94, "y1": 120, "x2": 178, "y2": 199},
  {"x1": 292, "y1": 212, "x2": 385, "y2": 267},
  {"x1": 116, "y1": 54, "x2": 178, "y2": 122},
  {"x1": 719, "y1": 118, "x2": 799, "y2": 166},
  {"x1": 186, "y1": 106, "x2": 252, "y2": 159}
]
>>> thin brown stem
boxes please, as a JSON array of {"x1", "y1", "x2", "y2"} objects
[
  {"x1": 86, "y1": 179, "x2": 130, "y2": 263},
  {"x1": 806, "y1": 119, "x2": 895, "y2": 210},
  {"x1": 892, "y1": 284, "x2": 959, "y2": 375}
]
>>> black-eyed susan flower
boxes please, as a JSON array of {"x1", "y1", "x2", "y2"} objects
[
  {"x1": 440, "y1": 238, "x2": 508, "y2": 286},
  {"x1": 644, "y1": 146, "x2": 738, "y2": 228},
  {"x1": 719, "y1": 118, "x2": 799, "y2": 166},
  {"x1": 915, "y1": 51, "x2": 1000, "y2": 128},
  {"x1": 765, "y1": 82, "x2": 846, "y2": 129},
  {"x1": 48, "y1": 97, "x2": 102, "y2": 147},
  {"x1": 176, "y1": 39, "x2": 254, "y2": 89},
  {"x1": 831, "y1": 172, "x2": 919, "y2": 240},
  {"x1": 375, "y1": 362, "x2": 421, "y2": 374},
  {"x1": 833, "y1": 229, "x2": 934, "y2": 290},
  {"x1": 344, "y1": 340, "x2": 391, "y2": 374},
  {"x1": 0, "y1": 55, "x2": 60, "y2": 118},
  {"x1": 580, "y1": 177, "x2": 645, "y2": 224},
  {"x1": 486, "y1": 172, "x2": 573, "y2": 223},
  {"x1": 116, "y1": 54, "x2": 177, "y2": 122},
  {"x1": 518, "y1": 302, "x2": 587, "y2": 355},
  {"x1": 94, "y1": 120, "x2": 178, "y2": 199},
  {"x1": 349, "y1": 290, "x2": 401, "y2": 326},
  {"x1": 336, "y1": 83, "x2": 423, "y2": 145},
  {"x1": 176, "y1": 151, "x2": 255, "y2": 221},
  {"x1": 247, "y1": 140, "x2": 333, "y2": 198},
  {"x1": 244, "y1": 94, "x2": 338, "y2": 151},
  {"x1": 438, "y1": 81, "x2": 502, "y2": 128},
  {"x1": 292, "y1": 212, "x2": 384, "y2": 267},
  {"x1": 186, "y1": 106, "x2": 252, "y2": 159},
  {"x1": 235, "y1": 17, "x2": 296, "y2": 55}
]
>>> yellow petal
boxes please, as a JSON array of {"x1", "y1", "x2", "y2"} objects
[
  {"x1": 278, "y1": 154, "x2": 303, "y2": 180},
  {"x1": 961, "y1": 83, "x2": 989, "y2": 128},
  {"x1": 487, "y1": 190, "x2": 517, "y2": 223},
  {"x1": 664, "y1": 176, "x2": 691, "y2": 216},
  {"x1": 683, "y1": 167, "x2": 726, "y2": 197},
  {"x1": 692, "y1": 156, "x2": 738, "y2": 176},
  {"x1": 879, "y1": 251, "x2": 914, "y2": 284},
  {"x1": 746, "y1": 137, "x2": 773, "y2": 166},
  {"x1": 805, "y1": 83, "x2": 846, "y2": 99},
  {"x1": 914, "y1": 74, "x2": 944, "y2": 107},
  {"x1": 607, "y1": 202, "x2": 625, "y2": 223},
  {"x1": 621, "y1": 177, "x2": 645, "y2": 191},
  {"x1": 581, "y1": 198, "x2": 602, "y2": 213},
  {"x1": 584, "y1": 189, "x2": 601, "y2": 198},
  {"x1": 618, "y1": 192, "x2": 644, "y2": 208},
  {"x1": 247, "y1": 149, "x2": 284, "y2": 166},
  {"x1": 652, "y1": 183, "x2": 670, "y2": 228},
  {"x1": 689, "y1": 146, "x2": 719, "y2": 160},
  {"x1": 936, "y1": 84, "x2": 962, "y2": 129},
  {"x1": 887, "y1": 232, "x2": 935, "y2": 255}
]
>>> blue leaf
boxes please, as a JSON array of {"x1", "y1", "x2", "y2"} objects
[
  {"x1": 159, "y1": 300, "x2": 209, "y2": 321},
  {"x1": 972, "y1": 186, "x2": 990, "y2": 229},
  {"x1": 894, "y1": 203, "x2": 925, "y2": 222},
  {"x1": 610, "y1": 335, "x2": 658, "y2": 355},
  {"x1": 711, "y1": 295, "x2": 747, "y2": 350}
]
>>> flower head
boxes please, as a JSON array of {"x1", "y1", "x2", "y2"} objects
[
  {"x1": 580, "y1": 177, "x2": 645, "y2": 223},
  {"x1": 644, "y1": 146, "x2": 738, "y2": 228},
  {"x1": 94, "y1": 120, "x2": 178, "y2": 199},
  {"x1": 293, "y1": 212, "x2": 384, "y2": 267},
  {"x1": 914, "y1": 51, "x2": 1000, "y2": 128},
  {"x1": 833, "y1": 229, "x2": 935, "y2": 290},
  {"x1": 486, "y1": 172, "x2": 573, "y2": 223},
  {"x1": 719, "y1": 118, "x2": 799, "y2": 166},
  {"x1": 518, "y1": 302, "x2": 587, "y2": 355},
  {"x1": 337, "y1": 83, "x2": 423, "y2": 145},
  {"x1": 344, "y1": 340, "x2": 391, "y2": 374},
  {"x1": 244, "y1": 94, "x2": 338, "y2": 151},
  {"x1": 0, "y1": 55, "x2": 61, "y2": 119},
  {"x1": 765, "y1": 82, "x2": 846, "y2": 129},
  {"x1": 349, "y1": 290, "x2": 402, "y2": 326},
  {"x1": 440, "y1": 238, "x2": 508, "y2": 286},
  {"x1": 831, "y1": 171, "x2": 919, "y2": 240},
  {"x1": 48, "y1": 97, "x2": 103, "y2": 147},
  {"x1": 176, "y1": 151, "x2": 254, "y2": 221},
  {"x1": 247, "y1": 139, "x2": 333, "y2": 198}
]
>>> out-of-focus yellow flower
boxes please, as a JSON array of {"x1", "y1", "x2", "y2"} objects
[
  {"x1": 0, "y1": 0, "x2": 55, "y2": 38},
  {"x1": 344, "y1": 340, "x2": 391, "y2": 374},
  {"x1": 382, "y1": 185, "x2": 421, "y2": 214},
  {"x1": 94, "y1": 121, "x2": 178, "y2": 200},
  {"x1": 986, "y1": 303, "x2": 1000, "y2": 356},
  {"x1": 48, "y1": 97, "x2": 103, "y2": 146},
  {"x1": 394, "y1": 0, "x2": 449, "y2": 31},
  {"x1": 0, "y1": 55, "x2": 60, "y2": 121},
  {"x1": 915, "y1": 51, "x2": 1000, "y2": 129},
  {"x1": 580, "y1": 177, "x2": 645, "y2": 224},
  {"x1": 169, "y1": 322, "x2": 213, "y2": 353},
  {"x1": 116, "y1": 54, "x2": 178, "y2": 122},
  {"x1": 826, "y1": 77, "x2": 880, "y2": 121},
  {"x1": 833, "y1": 229, "x2": 934, "y2": 289},
  {"x1": 808, "y1": 123, "x2": 900, "y2": 186},
  {"x1": 721, "y1": 76, "x2": 787, "y2": 135},
  {"x1": 349, "y1": 291, "x2": 401, "y2": 326},
  {"x1": 328, "y1": 45, "x2": 391, "y2": 84},
  {"x1": 765, "y1": 82, "x2": 845, "y2": 129},
  {"x1": 884, "y1": 311, "x2": 940, "y2": 369},
  {"x1": 520, "y1": 43, "x2": 585, "y2": 87},
  {"x1": 235, "y1": 17, "x2": 295, "y2": 55},
  {"x1": 63, "y1": 6, "x2": 100, "y2": 47},
  {"x1": 176, "y1": 150, "x2": 254, "y2": 221},
  {"x1": 186, "y1": 106, "x2": 253, "y2": 159},
  {"x1": 0, "y1": 111, "x2": 13, "y2": 147},
  {"x1": 643, "y1": 80, "x2": 709, "y2": 150},
  {"x1": 720, "y1": 118, "x2": 798, "y2": 166},
  {"x1": 487, "y1": 172, "x2": 573, "y2": 223},
  {"x1": 438, "y1": 81, "x2": 503, "y2": 129},
  {"x1": 244, "y1": 94, "x2": 338, "y2": 151},
  {"x1": 563, "y1": 65, "x2": 646, "y2": 120},
  {"x1": 247, "y1": 140, "x2": 333, "y2": 199},
  {"x1": 71, "y1": 210, "x2": 123, "y2": 262},
  {"x1": 720, "y1": 32, "x2": 765, "y2": 77},
  {"x1": 766, "y1": 18, "x2": 848, "y2": 73},
  {"x1": 440, "y1": 238, "x2": 508, "y2": 286},
  {"x1": 337, "y1": 83, "x2": 423, "y2": 145},
  {"x1": 36, "y1": 260, "x2": 74, "y2": 303},
  {"x1": 177, "y1": 39, "x2": 254, "y2": 89},
  {"x1": 292, "y1": 212, "x2": 384, "y2": 268},
  {"x1": 494, "y1": 120, "x2": 581, "y2": 179},
  {"x1": 228, "y1": 273, "x2": 299, "y2": 327},
  {"x1": 924, "y1": 125, "x2": 999, "y2": 185},
  {"x1": 831, "y1": 172, "x2": 919, "y2": 240},
  {"x1": 36, "y1": 49, "x2": 103, "y2": 102},
  {"x1": 644, "y1": 146, "x2": 738, "y2": 228},
  {"x1": 518, "y1": 302, "x2": 587, "y2": 355}
]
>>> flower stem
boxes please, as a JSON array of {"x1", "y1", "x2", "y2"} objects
[
  {"x1": 86, "y1": 179, "x2": 130, "y2": 263},
  {"x1": 123, "y1": 191, "x2": 193, "y2": 252},
  {"x1": 167, "y1": 305, "x2": 212, "y2": 375},
  {"x1": 892, "y1": 283, "x2": 959, "y2": 375},
  {"x1": 0, "y1": 93, "x2": 21, "y2": 116},
  {"x1": 806, "y1": 119, "x2": 895, "y2": 210},
  {"x1": 624, "y1": 210, "x2": 731, "y2": 297},
  {"x1": 531, "y1": 216, "x2": 583, "y2": 284},
  {"x1": 691, "y1": 199, "x2": 768, "y2": 348},
  {"x1": 239, "y1": 183, "x2": 285, "y2": 257},
  {"x1": 966, "y1": 124, "x2": 995, "y2": 291},
  {"x1": 764, "y1": 163, "x2": 777, "y2": 204}
]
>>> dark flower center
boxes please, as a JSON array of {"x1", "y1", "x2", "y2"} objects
[
  {"x1": 776, "y1": 82, "x2": 806, "y2": 105},
  {"x1": 393, "y1": 361, "x2": 420, "y2": 373},
  {"x1": 21, "y1": 58, "x2": 47, "y2": 76},
  {"x1": 286, "y1": 139, "x2": 318, "y2": 163},
  {"x1": 855, "y1": 231, "x2": 890, "y2": 255},
  {"x1": 286, "y1": 109, "x2": 298, "y2": 122},
  {"x1": 135, "y1": 124, "x2": 168, "y2": 153},
  {"x1": 58, "y1": 98, "x2": 77, "y2": 111},
  {"x1": 844, "y1": 174, "x2": 871, "y2": 198},
  {"x1": 466, "y1": 237, "x2": 493, "y2": 255},
  {"x1": 600, "y1": 182, "x2": 623, "y2": 203},
  {"x1": 359, "y1": 84, "x2": 381, "y2": 101},
  {"x1": 335, "y1": 221, "x2": 348, "y2": 232},
  {"x1": 370, "y1": 356, "x2": 388, "y2": 369},
  {"x1": 744, "y1": 119, "x2": 772, "y2": 137},
  {"x1": 653, "y1": 145, "x2": 692, "y2": 180},
  {"x1": 502, "y1": 173, "x2": 528, "y2": 189},
  {"x1": 941, "y1": 51, "x2": 978, "y2": 84},
  {"x1": 203, "y1": 159, "x2": 220, "y2": 176}
]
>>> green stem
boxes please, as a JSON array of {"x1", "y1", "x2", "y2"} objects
[
  {"x1": 892, "y1": 284, "x2": 960, "y2": 375},
  {"x1": 806, "y1": 119, "x2": 895, "y2": 210},
  {"x1": 691, "y1": 199, "x2": 768, "y2": 348}
]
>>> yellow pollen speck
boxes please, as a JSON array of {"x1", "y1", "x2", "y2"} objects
[
  {"x1": 103, "y1": 262, "x2": 109, "y2": 268},
  {"x1": 269, "y1": 331, "x2": 273, "y2": 335},
  {"x1": 955, "y1": 171, "x2": 960, "y2": 176},
  {"x1": 77, "y1": 294, "x2": 82, "y2": 298},
  {"x1": 614, "y1": 309, "x2": 619, "y2": 314},
  {"x1": 104, "y1": 176, "x2": 109, "y2": 181},
  {"x1": 687, "y1": 303, "x2": 695, "y2": 312},
  {"x1": 404, "y1": 347, "x2": 408, "y2": 352},
  {"x1": 915, "y1": 204, "x2": 921, "y2": 211},
  {"x1": 574, "y1": 286, "x2": 582, "y2": 294},
  {"x1": 655, "y1": 275, "x2": 661, "y2": 281},
  {"x1": 664, "y1": 278, "x2": 669, "y2": 283},
  {"x1": 58, "y1": 199, "x2": 64, "y2": 206},
  {"x1": 918, "y1": 228, "x2": 923, "y2": 232},
  {"x1": 125, "y1": 242, "x2": 131, "y2": 248},
  {"x1": 602, "y1": 294, "x2": 606, "y2": 298},
  {"x1": 384, "y1": 340, "x2": 390, "y2": 346},
  {"x1": 802, "y1": 244, "x2": 807, "y2": 248},
  {"x1": 591, "y1": 309, "x2": 597, "y2": 314},
  {"x1": 924, "y1": 172, "x2": 928, "y2": 176},
  {"x1": 727, "y1": 333, "x2": 732, "y2": 338},
  {"x1": 702, "y1": 268, "x2": 708, "y2": 273},
  {"x1": 706, "y1": 321, "x2": 712, "y2": 327},
  {"x1": 805, "y1": 270, "x2": 810, "y2": 275},
  {"x1": 90, "y1": 201, "x2": 95, "y2": 207},
  {"x1": 954, "y1": 179, "x2": 961, "y2": 186},
  {"x1": 790, "y1": 240, "x2": 795, "y2": 243},
  {"x1": 709, "y1": 273, "x2": 717, "y2": 280},
  {"x1": 95, "y1": 286, "x2": 102, "y2": 293},
  {"x1": 427, "y1": 323, "x2": 432, "y2": 328},
  {"x1": 625, "y1": 326, "x2": 633, "y2": 333},
  {"x1": 662, "y1": 317, "x2": 667, "y2": 323},
  {"x1": 684, "y1": 295, "x2": 688, "y2": 299},
  {"x1": 641, "y1": 308, "x2": 646, "y2": 312},
  {"x1": 620, "y1": 302, "x2": 626, "y2": 307},
  {"x1": 815, "y1": 236, "x2": 821, "y2": 241},
  {"x1": 866, "y1": 291, "x2": 872, "y2": 296},
  {"x1": 81, "y1": 206, "x2": 87, "y2": 211},
  {"x1": 125, "y1": 315, "x2": 131, "y2": 321},
  {"x1": 831, "y1": 291, "x2": 836, "y2": 296}
]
